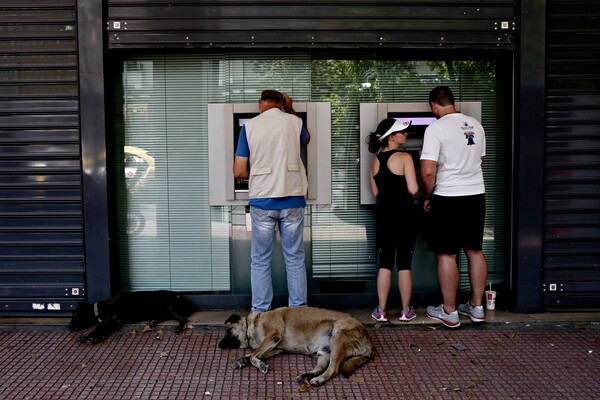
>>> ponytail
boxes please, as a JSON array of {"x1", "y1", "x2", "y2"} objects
[{"x1": 366, "y1": 118, "x2": 397, "y2": 154}]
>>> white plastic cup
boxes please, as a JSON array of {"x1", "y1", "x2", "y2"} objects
[{"x1": 485, "y1": 290, "x2": 497, "y2": 310}]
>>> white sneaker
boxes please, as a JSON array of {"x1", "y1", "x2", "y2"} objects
[
  {"x1": 458, "y1": 302, "x2": 485, "y2": 323},
  {"x1": 426, "y1": 304, "x2": 460, "y2": 328}
]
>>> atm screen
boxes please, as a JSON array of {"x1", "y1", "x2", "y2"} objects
[
  {"x1": 387, "y1": 111, "x2": 437, "y2": 139},
  {"x1": 233, "y1": 113, "x2": 257, "y2": 191},
  {"x1": 233, "y1": 112, "x2": 308, "y2": 192}
]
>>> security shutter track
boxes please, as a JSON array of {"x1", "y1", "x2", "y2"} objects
[
  {"x1": 0, "y1": 0, "x2": 82, "y2": 315},
  {"x1": 543, "y1": 0, "x2": 600, "y2": 310}
]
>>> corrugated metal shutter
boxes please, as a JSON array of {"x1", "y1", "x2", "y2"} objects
[
  {"x1": 543, "y1": 0, "x2": 600, "y2": 310},
  {"x1": 0, "y1": 0, "x2": 83, "y2": 315},
  {"x1": 106, "y1": 1, "x2": 516, "y2": 50}
]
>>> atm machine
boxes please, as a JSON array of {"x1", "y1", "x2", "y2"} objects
[
  {"x1": 208, "y1": 102, "x2": 331, "y2": 206},
  {"x1": 207, "y1": 101, "x2": 331, "y2": 301},
  {"x1": 359, "y1": 102, "x2": 482, "y2": 293}
]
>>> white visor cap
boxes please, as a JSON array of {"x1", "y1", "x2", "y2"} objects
[{"x1": 378, "y1": 120, "x2": 412, "y2": 142}]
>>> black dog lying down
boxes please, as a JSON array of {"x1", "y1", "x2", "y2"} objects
[{"x1": 68, "y1": 290, "x2": 195, "y2": 344}]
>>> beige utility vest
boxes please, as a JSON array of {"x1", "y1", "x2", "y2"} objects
[{"x1": 245, "y1": 108, "x2": 308, "y2": 199}]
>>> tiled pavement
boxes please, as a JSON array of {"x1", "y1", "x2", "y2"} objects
[{"x1": 0, "y1": 310, "x2": 599, "y2": 399}]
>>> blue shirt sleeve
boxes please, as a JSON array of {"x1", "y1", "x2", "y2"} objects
[
  {"x1": 235, "y1": 125, "x2": 250, "y2": 157},
  {"x1": 300, "y1": 127, "x2": 308, "y2": 145}
]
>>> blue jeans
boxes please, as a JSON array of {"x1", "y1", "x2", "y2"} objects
[{"x1": 250, "y1": 206, "x2": 307, "y2": 312}]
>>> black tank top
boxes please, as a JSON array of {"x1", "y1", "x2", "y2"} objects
[{"x1": 374, "y1": 150, "x2": 414, "y2": 209}]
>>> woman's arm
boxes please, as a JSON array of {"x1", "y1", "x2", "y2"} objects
[
  {"x1": 369, "y1": 156, "x2": 379, "y2": 198},
  {"x1": 403, "y1": 154, "x2": 419, "y2": 195}
]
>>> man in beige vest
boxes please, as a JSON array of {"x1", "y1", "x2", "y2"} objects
[{"x1": 234, "y1": 90, "x2": 310, "y2": 312}]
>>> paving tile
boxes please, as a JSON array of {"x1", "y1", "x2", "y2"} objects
[{"x1": 0, "y1": 321, "x2": 598, "y2": 399}]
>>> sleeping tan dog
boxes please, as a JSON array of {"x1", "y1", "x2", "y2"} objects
[{"x1": 218, "y1": 307, "x2": 375, "y2": 386}]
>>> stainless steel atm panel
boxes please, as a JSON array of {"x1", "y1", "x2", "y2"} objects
[
  {"x1": 208, "y1": 102, "x2": 331, "y2": 206},
  {"x1": 360, "y1": 102, "x2": 481, "y2": 205}
]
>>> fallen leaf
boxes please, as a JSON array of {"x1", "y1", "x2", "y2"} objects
[
  {"x1": 160, "y1": 352, "x2": 169, "y2": 358},
  {"x1": 418, "y1": 325, "x2": 436, "y2": 331},
  {"x1": 350, "y1": 376, "x2": 365, "y2": 383},
  {"x1": 398, "y1": 335, "x2": 408, "y2": 342},
  {"x1": 289, "y1": 370, "x2": 298, "y2": 377},
  {"x1": 142, "y1": 325, "x2": 152, "y2": 333},
  {"x1": 81, "y1": 362, "x2": 88, "y2": 369},
  {"x1": 130, "y1": 329, "x2": 137, "y2": 335},
  {"x1": 156, "y1": 328, "x2": 164, "y2": 335},
  {"x1": 466, "y1": 380, "x2": 481, "y2": 388},
  {"x1": 374, "y1": 323, "x2": 382, "y2": 329},
  {"x1": 470, "y1": 360, "x2": 482, "y2": 366},
  {"x1": 503, "y1": 331, "x2": 516, "y2": 339},
  {"x1": 148, "y1": 380, "x2": 156, "y2": 385},
  {"x1": 298, "y1": 378, "x2": 311, "y2": 392},
  {"x1": 184, "y1": 323, "x2": 194, "y2": 330}
]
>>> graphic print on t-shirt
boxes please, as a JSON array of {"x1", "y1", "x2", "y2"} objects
[{"x1": 462, "y1": 121, "x2": 476, "y2": 145}]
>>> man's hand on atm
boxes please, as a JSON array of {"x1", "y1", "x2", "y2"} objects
[{"x1": 282, "y1": 93, "x2": 295, "y2": 115}]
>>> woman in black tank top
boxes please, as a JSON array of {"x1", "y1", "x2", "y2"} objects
[{"x1": 366, "y1": 118, "x2": 419, "y2": 323}]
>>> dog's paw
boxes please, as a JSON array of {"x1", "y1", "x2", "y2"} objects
[
  {"x1": 79, "y1": 335, "x2": 103, "y2": 345},
  {"x1": 309, "y1": 377, "x2": 326, "y2": 387},
  {"x1": 257, "y1": 361, "x2": 268, "y2": 374},
  {"x1": 234, "y1": 357, "x2": 248, "y2": 369},
  {"x1": 174, "y1": 322, "x2": 190, "y2": 333},
  {"x1": 296, "y1": 373, "x2": 315, "y2": 383}
]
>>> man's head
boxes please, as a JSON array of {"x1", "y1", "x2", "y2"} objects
[
  {"x1": 258, "y1": 90, "x2": 285, "y2": 113},
  {"x1": 428, "y1": 86, "x2": 455, "y2": 107},
  {"x1": 428, "y1": 86, "x2": 456, "y2": 119}
]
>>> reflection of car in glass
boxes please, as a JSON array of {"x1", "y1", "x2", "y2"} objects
[
  {"x1": 124, "y1": 146, "x2": 155, "y2": 192},
  {"x1": 124, "y1": 146, "x2": 155, "y2": 235}
]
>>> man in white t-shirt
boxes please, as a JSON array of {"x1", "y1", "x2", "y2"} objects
[{"x1": 420, "y1": 86, "x2": 488, "y2": 328}]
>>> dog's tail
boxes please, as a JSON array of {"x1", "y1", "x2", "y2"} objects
[{"x1": 339, "y1": 351, "x2": 375, "y2": 378}]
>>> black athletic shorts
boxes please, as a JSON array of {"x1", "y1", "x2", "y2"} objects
[{"x1": 426, "y1": 193, "x2": 485, "y2": 255}]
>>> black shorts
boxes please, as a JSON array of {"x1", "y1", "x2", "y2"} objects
[
  {"x1": 376, "y1": 209, "x2": 417, "y2": 271},
  {"x1": 426, "y1": 194, "x2": 485, "y2": 255}
]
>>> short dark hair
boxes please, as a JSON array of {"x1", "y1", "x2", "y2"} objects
[
  {"x1": 260, "y1": 90, "x2": 285, "y2": 105},
  {"x1": 429, "y1": 86, "x2": 455, "y2": 107}
]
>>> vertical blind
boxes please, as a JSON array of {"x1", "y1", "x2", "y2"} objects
[{"x1": 114, "y1": 53, "x2": 509, "y2": 293}]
